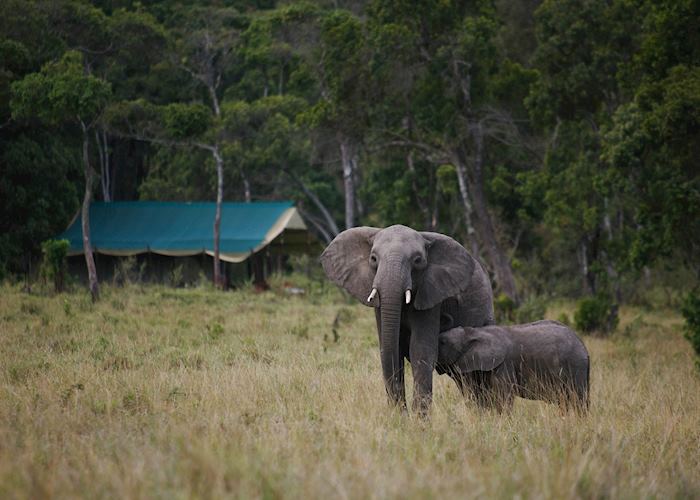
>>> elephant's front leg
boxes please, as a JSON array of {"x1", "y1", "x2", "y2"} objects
[{"x1": 408, "y1": 307, "x2": 440, "y2": 417}]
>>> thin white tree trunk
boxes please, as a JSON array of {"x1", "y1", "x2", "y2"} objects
[
  {"x1": 95, "y1": 129, "x2": 111, "y2": 202},
  {"x1": 339, "y1": 136, "x2": 356, "y2": 229},
  {"x1": 242, "y1": 173, "x2": 251, "y2": 203},
  {"x1": 213, "y1": 146, "x2": 224, "y2": 289},
  {"x1": 284, "y1": 167, "x2": 339, "y2": 236},
  {"x1": 103, "y1": 129, "x2": 112, "y2": 201},
  {"x1": 351, "y1": 153, "x2": 364, "y2": 219},
  {"x1": 207, "y1": 81, "x2": 227, "y2": 288},
  {"x1": 452, "y1": 153, "x2": 479, "y2": 256},
  {"x1": 80, "y1": 122, "x2": 99, "y2": 302}
]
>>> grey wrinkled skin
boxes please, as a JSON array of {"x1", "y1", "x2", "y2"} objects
[
  {"x1": 436, "y1": 320, "x2": 590, "y2": 413},
  {"x1": 321, "y1": 225, "x2": 494, "y2": 416}
]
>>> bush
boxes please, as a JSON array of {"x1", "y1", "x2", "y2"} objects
[
  {"x1": 40, "y1": 239, "x2": 70, "y2": 293},
  {"x1": 494, "y1": 293, "x2": 516, "y2": 323},
  {"x1": 574, "y1": 294, "x2": 618, "y2": 334},
  {"x1": 494, "y1": 293, "x2": 548, "y2": 324},
  {"x1": 514, "y1": 295, "x2": 548, "y2": 324},
  {"x1": 557, "y1": 312, "x2": 571, "y2": 326},
  {"x1": 681, "y1": 290, "x2": 700, "y2": 370}
]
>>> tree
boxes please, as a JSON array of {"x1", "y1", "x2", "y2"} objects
[
  {"x1": 366, "y1": 0, "x2": 521, "y2": 300},
  {"x1": 11, "y1": 50, "x2": 112, "y2": 301},
  {"x1": 523, "y1": 0, "x2": 640, "y2": 299},
  {"x1": 105, "y1": 5, "x2": 242, "y2": 288},
  {"x1": 256, "y1": 3, "x2": 370, "y2": 231},
  {"x1": 602, "y1": 0, "x2": 700, "y2": 277}
]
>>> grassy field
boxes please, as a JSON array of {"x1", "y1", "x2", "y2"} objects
[{"x1": 0, "y1": 279, "x2": 699, "y2": 499}]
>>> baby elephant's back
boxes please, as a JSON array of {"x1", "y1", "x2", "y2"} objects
[
  {"x1": 508, "y1": 320, "x2": 589, "y2": 389},
  {"x1": 509, "y1": 320, "x2": 588, "y2": 362}
]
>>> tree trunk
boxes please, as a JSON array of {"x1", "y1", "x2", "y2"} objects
[
  {"x1": 466, "y1": 123, "x2": 518, "y2": 302},
  {"x1": 252, "y1": 252, "x2": 268, "y2": 290},
  {"x1": 339, "y1": 136, "x2": 356, "y2": 229},
  {"x1": 452, "y1": 152, "x2": 479, "y2": 256},
  {"x1": 406, "y1": 151, "x2": 432, "y2": 230},
  {"x1": 284, "y1": 167, "x2": 339, "y2": 237},
  {"x1": 298, "y1": 208, "x2": 333, "y2": 244},
  {"x1": 213, "y1": 146, "x2": 224, "y2": 289},
  {"x1": 95, "y1": 129, "x2": 111, "y2": 202},
  {"x1": 351, "y1": 153, "x2": 365, "y2": 219},
  {"x1": 242, "y1": 173, "x2": 251, "y2": 203},
  {"x1": 81, "y1": 124, "x2": 99, "y2": 302},
  {"x1": 579, "y1": 239, "x2": 597, "y2": 295}
]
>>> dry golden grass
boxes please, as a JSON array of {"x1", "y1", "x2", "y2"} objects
[{"x1": 1, "y1": 281, "x2": 699, "y2": 499}]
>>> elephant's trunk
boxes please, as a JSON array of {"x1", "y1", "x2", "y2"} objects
[
  {"x1": 380, "y1": 296, "x2": 404, "y2": 404},
  {"x1": 376, "y1": 255, "x2": 411, "y2": 405}
]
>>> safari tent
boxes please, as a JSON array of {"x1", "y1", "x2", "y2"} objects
[{"x1": 58, "y1": 201, "x2": 318, "y2": 287}]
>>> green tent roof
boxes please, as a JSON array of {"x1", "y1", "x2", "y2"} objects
[{"x1": 58, "y1": 201, "x2": 308, "y2": 263}]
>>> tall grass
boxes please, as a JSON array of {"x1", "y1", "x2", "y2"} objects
[{"x1": 0, "y1": 282, "x2": 698, "y2": 498}]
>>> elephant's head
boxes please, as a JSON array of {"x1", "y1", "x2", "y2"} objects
[
  {"x1": 436, "y1": 326, "x2": 506, "y2": 374},
  {"x1": 321, "y1": 225, "x2": 475, "y2": 398}
]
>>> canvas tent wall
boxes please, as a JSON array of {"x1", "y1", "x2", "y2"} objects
[{"x1": 58, "y1": 201, "x2": 318, "y2": 285}]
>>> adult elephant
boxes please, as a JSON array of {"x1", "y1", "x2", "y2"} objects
[{"x1": 321, "y1": 225, "x2": 494, "y2": 415}]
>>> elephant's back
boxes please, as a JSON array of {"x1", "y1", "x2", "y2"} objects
[
  {"x1": 509, "y1": 320, "x2": 589, "y2": 370},
  {"x1": 447, "y1": 260, "x2": 495, "y2": 328}
]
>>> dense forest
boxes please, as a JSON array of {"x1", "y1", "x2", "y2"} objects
[{"x1": 1, "y1": 0, "x2": 698, "y2": 305}]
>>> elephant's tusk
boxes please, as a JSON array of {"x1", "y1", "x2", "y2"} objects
[
  {"x1": 367, "y1": 288, "x2": 378, "y2": 302},
  {"x1": 405, "y1": 289, "x2": 411, "y2": 304}
]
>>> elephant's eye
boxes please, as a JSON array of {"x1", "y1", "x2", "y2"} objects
[
  {"x1": 369, "y1": 254, "x2": 378, "y2": 266},
  {"x1": 413, "y1": 255, "x2": 426, "y2": 268}
]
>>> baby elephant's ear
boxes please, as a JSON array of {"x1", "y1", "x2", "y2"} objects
[
  {"x1": 320, "y1": 227, "x2": 380, "y2": 306},
  {"x1": 457, "y1": 327, "x2": 507, "y2": 373}
]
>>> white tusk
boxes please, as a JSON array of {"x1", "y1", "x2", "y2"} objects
[
  {"x1": 405, "y1": 289, "x2": 411, "y2": 304},
  {"x1": 367, "y1": 288, "x2": 378, "y2": 302}
]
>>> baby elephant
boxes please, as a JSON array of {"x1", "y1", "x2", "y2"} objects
[{"x1": 436, "y1": 320, "x2": 589, "y2": 413}]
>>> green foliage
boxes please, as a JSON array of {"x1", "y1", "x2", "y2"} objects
[
  {"x1": 436, "y1": 165, "x2": 458, "y2": 195},
  {"x1": 0, "y1": 131, "x2": 80, "y2": 274},
  {"x1": 494, "y1": 293, "x2": 517, "y2": 323},
  {"x1": 681, "y1": 290, "x2": 700, "y2": 370},
  {"x1": 514, "y1": 295, "x2": 548, "y2": 324},
  {"x1": 11, "y1": 50, "x2": 112, "y2": 125},
  {"x1": 494, "y1": 293, "x2": 547, "y2": 324},
  {"x1": 574, "y1": 294, "x2": 619, "y2": 334},
  {"x1": 557, "y1": 312, "x2": 571, "y2": 327},
  {"x1": 40, "y1": 239, "x2": 70, "y2": 293},
  {"x1": 602, "y1": 65, "x2": 700, "y2": 269},
  {"x1": 1, "y1": 0, "x2": 698, "y2": 301},
  {"x1": 163, "y1": 103, "x2": 211, "y2": 139}
]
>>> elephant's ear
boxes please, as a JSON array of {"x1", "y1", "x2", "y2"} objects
[
  {"x1": 320, "y1": 227, "x2": 380, "y2": 307},
  {"x1": 414, "y1": 232, "x2": 475, "y2": 310},
  {"x1": 457, "y1": 327, "x2": 507, "y2": 372}
]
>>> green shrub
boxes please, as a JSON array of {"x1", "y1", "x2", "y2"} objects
[
  {"x1": 494, "y1": 294, "x2": 548, "y2": 324},
  {"x1": 40, "y1": 239, "x2": 70, "y2": 293},
  {"x1": 557, "y1": 312, "x2": 571, "y2": 326},
  {"x1": 681, "y1": 290, "x2": 700, "y2": 370},
  {"x1": 574, "y1": 294, "x2": 618, "y2": 334},
  {"x1": 514, "y1": 295, "x2": 548, "y2": 324},
  {"x1": 494, "y1": 293, "x2": 516, "y2": 323}
]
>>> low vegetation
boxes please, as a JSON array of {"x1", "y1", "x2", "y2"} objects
[{"x1": 1, "y1": 281, "x2": 698, "y2": 498}]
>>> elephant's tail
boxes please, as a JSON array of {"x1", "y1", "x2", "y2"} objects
[
  {"x1": 582, "y1": 357, "x2": 590, "y2": 413},
  {"x1": 587, "y1": 358, "x2": 590, "y2": 402}
]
